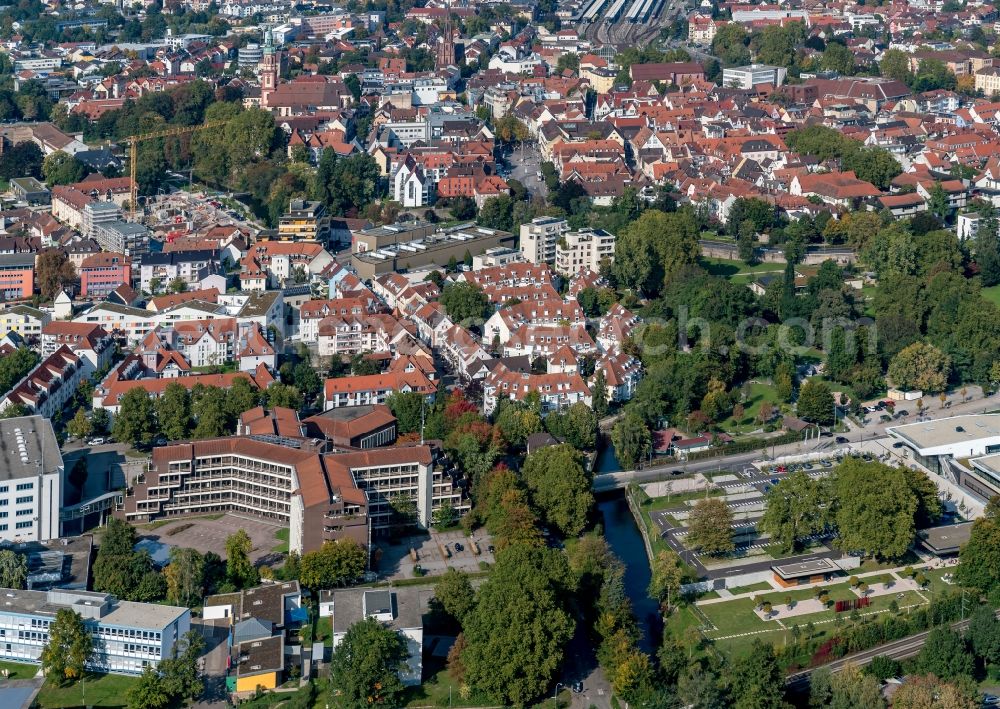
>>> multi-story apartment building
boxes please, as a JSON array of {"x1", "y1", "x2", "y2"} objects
[
  {"x1": 139, "y1": 251, "x2": 220, "y2": 294},
  {"x1": 118, "y1": 438, "x2": 466, "y2": 551},
  {"x1": 299, "y1": 298, "x2": 372, "y2": 342},
  {"x1": 40, "y1": 322, "x2": 114, "y2": 379},
  {"x1": 92, "y1": 221, "x2": 150, "y2": 260},
  {"x1": 482, "y1": 362, "x2": 592, "y2": 415},
  {"x1": 79, "y1": 252, "x2": 131, "y2": 298},
  {"x1": 323, "y1": 371, "x2": 436, "y2": 410},
  {"x1": 1, "y1": 346, "x2": 84, "y2": 421},
  {"x1": 0, "y1": 305, "x2": 49, "y2": 339},
  {"x1": 276, "y1": 200, "x2": 331, "y2": 243},
  {"x1": 554, "y1": 228, "x2": 616, "y2": 276},
  {"x1": 0, "y1": 588, "x2": 189, "y2": 674},
  {"x1": 0, "y1": 254, "x2": 35, "y2": 300},
  {"x1": 0, "y1": 416, "x2": 63, "y2": 542},
  {"x1": 316, "y1": 312, "x2": 404, "y2": 357},
  {"x1": 519, "y1": 217, "x2": 568, "y2": 265}
]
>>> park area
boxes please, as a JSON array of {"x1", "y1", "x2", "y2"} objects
[
  {"x1": 668, "y1": 564, "x2": 957, "y2": 663},
  {"x1": 701, "y1": 256, "x2": 785, "y2": 286}
]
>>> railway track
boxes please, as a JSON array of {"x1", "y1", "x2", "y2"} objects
[{"x1": 785, "y1": 611, "x2": 986, "y2": 692}]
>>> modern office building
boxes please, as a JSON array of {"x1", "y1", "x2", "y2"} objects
[
  {"x1": 519, "y1": 217, "x2": 568, "y2": 265},
  {"x1": 0, "y1": 588, "x2": 189, "y2": 674},
  {"x1": 0, "y1": 254, "x2": 35, "y2": 301},
  {"x1": 117, "y1": 436, "x2": 467, "y2": 552},
  {"x1": 0, "y1": 416, "x2": 63, "y2": 543},
  {"x1": 721, "y1": 64, "x2": 787, "y2": 90},
  {"x1": 888, "y1": 414, "x2": 1000, "y2": 504}
]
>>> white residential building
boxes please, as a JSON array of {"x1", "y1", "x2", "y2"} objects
[
  {"x1": 519, "y1": 217, "x2": 568, "y2": 265},
  {"x1": 554, "y1": 228, "x2": 616, "y2": 276}
]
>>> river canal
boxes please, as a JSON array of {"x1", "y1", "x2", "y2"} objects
[{"x1": 595, "y1": 441, "x2": 660, "y2": 652}]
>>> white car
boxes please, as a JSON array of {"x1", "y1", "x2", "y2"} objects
[{"x1": 88, "y1": 437, "x2": 105, "y2": 446}]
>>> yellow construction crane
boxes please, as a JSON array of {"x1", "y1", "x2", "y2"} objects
[{"x1": 126, "y1": 119, "x2": 230, "y2": 221}]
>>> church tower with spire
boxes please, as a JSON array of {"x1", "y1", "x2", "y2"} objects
[
  {"x1": 259, "y1": 26, "x2": 281, "y2": 109},
  {"x1": 436, "y1": 20, "x2": 455, "y2": 70}
]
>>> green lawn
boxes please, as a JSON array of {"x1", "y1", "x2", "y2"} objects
[
  {"x1": 727, "y1": 581, "x2": 775, "y2": 596},
  {"x1": 983, "y1": 284, "x2": 1000, "y2": 307},
  {"x1": 36, "y1": 672, "x2": 138, "y2": 708},
  {"x1": 701, "y1": 257, "x2": 783, "y2": 281},
  {"x1": 687, "y1": 579, "x2": 933, "y2": 659},
  {"x1": 190, "y1": 362, "x2": 238, "y2": 374},
  {"x1": 719, "y1": 382, "x2": 782, "y2": 433},
  {"x1": 273, "y1": 527, "x2": 290, "y2": 553},
  {"x1": 315, "y1": 616, "x2": 332, "y2": 645},
  {"x1": 404, "y1": 663, "x2": 496, "y2": 707},
  {"x1": 0, "y1": 660, "x2": 38, "y2": 680},
  {"x1": 856, "y1": 551, "x2": 920, "y2": 573},
  {"x1": 698, "y1": 597, "x2": 771, "y2": 635}
]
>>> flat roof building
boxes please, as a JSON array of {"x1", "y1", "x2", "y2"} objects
[
  {"x1": 888, "y1": 414, "x2": 1000, "y2": 506},
  {"x1": 275, "y1": 199, "x2": 331, "y2": 244},
  {"x1": 0, "y1": 416, "x2": 63, "y2": 543},
  {"x1": 918, "y1": 522, "x2": 973, "y2": 556},
  {"x1": 329, "y1": 588, "x2": 424, "y2": 686},
  {"x1": 0, "y1": 587, "x2": 189, "y2": 674},
  {"x1": 887, "y1": 415, "x2": 1000, "y2": 457},
  {"x1": 10, "y1": 177, "x2": 49, "y2": 205},
  {"x1": 771, "y1": 557, "x2": 841, "y2": 587},
  {"x1": 351, "y1": 223, "x2": 515, "y2": 279}
]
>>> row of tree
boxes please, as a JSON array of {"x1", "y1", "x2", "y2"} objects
[{"x1": 109, "y1": 380, "x2": 303, "y2": 447}]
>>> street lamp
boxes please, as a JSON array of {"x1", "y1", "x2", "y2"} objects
[{"x1": 553, "y1": 682, "x2": 564, "y2": 707}]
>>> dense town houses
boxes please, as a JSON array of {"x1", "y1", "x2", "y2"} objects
[{"x1": 9, "y1": 2, "x2": 1000, "y2": 703}]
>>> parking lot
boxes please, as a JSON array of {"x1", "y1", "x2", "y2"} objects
[
  {"x1": 374, "y1": 529, "x2": 495, "y2": 580},
  {"x1": 137, "y1": 514, "x2": 284, "y2": 565}
]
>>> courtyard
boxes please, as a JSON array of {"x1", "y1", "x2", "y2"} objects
[{"x1": 136, "y1": 513, "x2": 285, "y2": 565}]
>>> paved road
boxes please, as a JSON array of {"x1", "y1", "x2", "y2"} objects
[
  {"x1": 191, "y1": 620, "x2": 230, "y2": 709},
  {"x1": 595, "y1": 389, "x2": 998, "y2": 492},
  {"x1": 559, "y1": 624, "x2": 613, "y2": 709},
  {"x1": 505, "y1": 143, "x2": 545, "y2": 199}
]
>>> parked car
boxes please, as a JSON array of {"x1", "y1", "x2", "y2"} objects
[
  {"x1": 88, "y1": 437, "x2": 105, "y2": 446},
  {"x1": 892, "y1": 441, "x2": 905, "y2": 449},
  {"x1": 835, "y1": 436, "x2": 849, "y2": 444}
]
